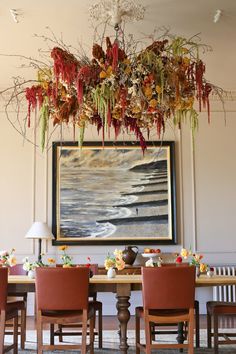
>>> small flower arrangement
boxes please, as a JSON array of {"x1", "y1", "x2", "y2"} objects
[
  {"x1": 59, "y1": 245, "x2": 73, "y2": 267},
  {"x1": 0, "y1": 248, "x2": 17, "y2": 267},
  {"x1": 104, "y1": 249, "x2": 125, "y2": 271},
  {"x1": 23, "y1": 256, "x2": 56, "y2": 273},
  {"x1": 175, "y1": 248, "x2": 208, "y2": 274},
  {"x1": 22, "y1": 257, "x2": 41, "y2": 271}
]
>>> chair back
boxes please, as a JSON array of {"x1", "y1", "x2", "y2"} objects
[
  {"x1": 9, "y1": 264, "x2": 27, "y2": 275},
  {"x1": 36, "y1": 267, "x2": 90, "y2": 311},
  {"x1": 89, "y1": 264, "x2": 98, "y2": 275},
  {"x1": 142, "y1": 266, "x2": 195, "y2": 310},
  {"x1": 0, "y1": 267, "x2": 8, "y2": 310}
]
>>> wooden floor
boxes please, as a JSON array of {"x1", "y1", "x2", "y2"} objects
[{"x1": 26, "y1": 315, "x2": 228, "y2": 330}]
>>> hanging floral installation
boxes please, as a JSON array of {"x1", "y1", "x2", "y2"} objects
[{"x1": 0, "y1": 0, "x2": 223, "y2": 152}]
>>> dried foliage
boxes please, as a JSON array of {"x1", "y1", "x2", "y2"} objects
[{"x1": 0, "y1": 27, "x2": 225, "y2": 152}]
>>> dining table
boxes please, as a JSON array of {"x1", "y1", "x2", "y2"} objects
[{"x1": 8, "y1": 274, "x2": 236, "y2": 354}]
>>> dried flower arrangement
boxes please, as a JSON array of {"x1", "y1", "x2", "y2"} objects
[{"x1": 0, "y1": 2, "x2": 224, "y2": 152}]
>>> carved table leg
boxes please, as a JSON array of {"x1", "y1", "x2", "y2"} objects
[{"x1": 116, "y1": 284, "x2": 131, "y2": 354}]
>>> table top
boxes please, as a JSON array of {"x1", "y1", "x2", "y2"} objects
[{"x1": 8, "y1": 274, "x2": 236, "y2": 287}]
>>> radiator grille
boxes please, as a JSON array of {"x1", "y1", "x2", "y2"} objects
[
  {"x1": 213, "y1": 266, "x2": 236, "y2": 302},
  {"x1": 213, "y1": 266, "x2": 236, "y2": 328}
]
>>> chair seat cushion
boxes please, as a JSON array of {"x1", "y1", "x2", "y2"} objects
[
  {"x1": 41, "y1": 303, "x2": 94, "y2": 320},
  {"x1": 207, "y1": 301, "x2": 236, "y2": 315},
  {"x1": 7, "y1": 300, "x2": 25, "y2": 312},
  {"x1": 136, "y1": 306, "x2": 190, "y2": 318}
]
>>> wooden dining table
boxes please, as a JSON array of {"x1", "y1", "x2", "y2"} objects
[{"x1": 8, "y1": 274, "x2": 236, "y2": 354}]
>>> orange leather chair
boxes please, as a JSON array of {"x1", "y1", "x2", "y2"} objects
[
  {"x1": 7, "y1": 264, "x2": 27, "y2": 349},
  {"x1": 207, "y1": 301, "x2": 236, "y2": 353},
  {"x1": 151, "y1": 263, "x2": 200, "y2": 347},
  {"x1": 35, "y1": 267, "x2": 95, "y2": 354},
  {"x1": 136, "y1": 266, "x2": 195, "y2": 354},
  {"x1": 0, "y1": 267, "x2": 26, "y2": 353},
  {"x1": 55, "y1": 264, "x2": 103, "y2": 348}
]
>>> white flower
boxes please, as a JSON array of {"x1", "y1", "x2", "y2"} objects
[
  {"x1": 145, "y1": 258, "x2": 154, "y2": 267},
  {"x1": 23, "y1": 262, "x2": 31, "y2": 271},
  {"x1": 0, "y1": 250, "x2": 8, "y2": 257}
]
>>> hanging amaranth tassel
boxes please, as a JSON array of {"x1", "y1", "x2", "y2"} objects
[
  {"x1": 77, "y1": 79, "x2": 83, "y2": 104},
  {"x1": 112, "y1": 40, "x2": 119, "y2": 72}
]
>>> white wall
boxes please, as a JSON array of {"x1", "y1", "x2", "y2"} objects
[{"x1": 1, "y1": 97, "x2": 236, "y2": 315}]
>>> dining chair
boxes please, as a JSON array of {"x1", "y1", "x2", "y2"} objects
[
  {"x1": 35, "y1": 267, "x2": 95, "y2": 354},
  {"x1": 150, "y1": 263, "x2": 200, "y2": 348},
  {"x1": 6, "y1": 264, "x2": 27, "y2": 349},
  {"x1": 0, "y1": 267, "x2": 26, "y2": 354},
  {"x1": 136, "y1": 266, "x2": 195, "y2": 354},
  {"x1": 55, "y1": 264, "x2": 103, "y2": 348},
  {"x1": 207, "y1": 300, "x2": 236, "y2": 353}
]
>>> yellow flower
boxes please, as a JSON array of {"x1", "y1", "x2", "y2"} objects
[
  {"x1": 106, "y1": 66, "x2": 113, "y2": 76},
  {"x1": 180, "y1": 248, "x2": 189, "y2": 259},
  {"x1": 99, "y1": 70, "x2": 107, "y2": 79},
  {"x1": 156, "y1": 85, "x2": 162, "y2": 94},
  {"x1": 143, "y1": 86, "x2": 153, "y2": 99},
  {"x1": 48, "y1": 258, "x2": 56, "y2": 264},
  {"x1": 200, "y1": 263, "x2": 208, "y2": 273},
  {"x1": 99, "y1": 66, "x2": 113, "y2": 79},
  {"x1": 59, "y1": 245, "x2": 68, "y2": 251},
  {"x1": 149, "y1": 99, "x2": 158, "y2": 108},
  {"x1": 104, "y1": 258, "x2": 115, "y2": 270}
]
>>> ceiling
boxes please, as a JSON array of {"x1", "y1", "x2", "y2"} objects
[{"x1": 0, "y1": 0, "x2": 235, "y2": 91}]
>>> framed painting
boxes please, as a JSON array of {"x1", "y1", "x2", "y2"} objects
[{"x1": 52, "y1": 141, "x2": 177, "y2": 245}]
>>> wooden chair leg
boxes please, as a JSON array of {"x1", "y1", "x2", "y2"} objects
[
  {"x1": 207, "y1": 311, "x2": 212, "y2": 348},
  {"x1": 135, "y1": 308, "x2": 141, "y2": 354},
  {"x1": 0, "y1": 312, "x2": 6, "y2": 354},
  {"x1": 213, "y1": 314, "x2": 219, "y2": 354},
  {"x1": 188, "y1": 309, "x2": 194, "y2": 354},
  {"x1": 98, "y1": 305, "x2": 103, "y2": 349},
  {"x1": 195, "y1": 300, "x2": 200, "y2": 348},
  {"x1": 20, "y1": 307, "x2": 26, "y2": 349},
  {"x1": 144, "y1": 317, "x2": 151, "y2": 354},
  {"x1": 50, "y1": 324, "x2": 54, "y2": 345},
  {"x1": 150, "y1": 323, "x2": 155, "y2": 341},
  {"x1": 13, "y1": 314, "x2": 18, "y2": 354},
  {"x1": 81, "y1": 311, "x2": 88, "y2": 354},
  {"x1": 58, "y1": 324, "x2": 63, "y2": 342},
  {"x1": 90, "y1": 315, "x2": 95, "y2": 354},
  {"x1": 37, "y1": 311, "x2": 43, "y2": 354}
]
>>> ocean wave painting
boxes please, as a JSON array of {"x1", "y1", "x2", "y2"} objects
[{"x1": 52, "y1": 142, "x2": 177, "y2": 244}]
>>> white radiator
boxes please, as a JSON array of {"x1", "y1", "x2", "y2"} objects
[
  {"x1": 213, "y1": 266, "x2": 236, "y2": 327},
  {"x1": 213, "y1": 266, "x2": 236, "y2": 302}
]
